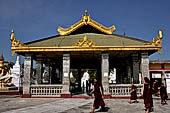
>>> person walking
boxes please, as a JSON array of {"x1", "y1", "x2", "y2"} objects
[
  {"x1": 153, "y1": 80, "x2": 159, "y2": 96},
  {"x1": 89, "y1": 77, "x2": 105, "y2": 113},
  {"x1": 160, "y1": 83, "x2": 168, "y2": 105},
  {"x1": 143, "y1": 77, "x2": 153, "y2": 113}
]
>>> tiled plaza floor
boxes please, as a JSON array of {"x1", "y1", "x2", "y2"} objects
[{"x1": 0, "y1": 95, "x2": 169, "y2": 113}]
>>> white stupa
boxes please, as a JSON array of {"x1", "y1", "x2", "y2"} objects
[{"x1": 10, "y1": 55, "x2": 21, "y2": 87}]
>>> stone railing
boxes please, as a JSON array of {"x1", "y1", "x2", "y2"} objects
[
  {"x1": 30, "y1": 84, "x2": 63, "y2": 97},
  {"x1": 109, "y1": 84, "x2": 143, "y2": 96}
]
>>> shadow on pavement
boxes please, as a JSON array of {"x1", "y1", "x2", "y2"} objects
[{"x1": 95, "y1": 107, "x2": 110, "y2": 112}]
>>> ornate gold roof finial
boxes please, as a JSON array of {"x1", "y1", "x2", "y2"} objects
[
  {"x1": 145, "y1": 29, "x2": 163, "y2": 54},
  {"x1": 10, "y1": 29, "x2": 27, "y2": 56},
  {"x1": 82, "y1": 9, "x2": 90, "y2": 23},
  {"x1": 158, "y1": 28, "x2": 162, "y2": 39},
  {"x1": 11, "y1": 29, "x2": 14, "y2": 33},
  {"x1": 85, "y1": 9, "x2": 87, "y2": 16},
  {"x1": 10, "y1": 29, "x2": 15, "y2": 41}
]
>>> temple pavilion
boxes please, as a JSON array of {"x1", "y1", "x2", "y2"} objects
[{"x1": 10, "y1": 10, "x2": 163, "y2": 98}]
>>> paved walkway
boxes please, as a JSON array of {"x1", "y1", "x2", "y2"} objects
[{"x1": 0, "y1": 95, "x2": 169, "y2": 113}]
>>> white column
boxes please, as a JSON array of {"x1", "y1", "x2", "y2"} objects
[
  {"x1": 62, "y1": 53, "x2": 71, "y2": 96},
  {"x1": 23, "y1": 53, "x2": 32, "y2": 97},
  {"x1": 101, "y1": 53, "x2": 110, "y2": 94},
  {"x1": 140, "y1": 52, "x2": 149, "y2": 78}
]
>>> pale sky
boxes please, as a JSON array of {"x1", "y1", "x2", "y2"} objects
[{"x1": 0, "y1": 0, "x2": 170, "y2": 62}]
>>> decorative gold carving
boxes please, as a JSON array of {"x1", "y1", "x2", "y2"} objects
[
  {"x1": 10, "y1": 29, "x2": 27, "y2": 56},
  {"x1": 57, "y1": 9, "x2": 116, "y2": 35},
  {"x1": 73, "y1": 35, "x2": 97, "y2": 47},
  {"x1": 145, "y1": 29, "x2": 163, "y2": 54},
  {"x1": 0, "y1": 56, "x2": 12, "y2": 88}
]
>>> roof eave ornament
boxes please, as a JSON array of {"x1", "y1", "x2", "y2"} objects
[
  {"x1": 10, "y1": 29, "x2": 27, "y2": 56},
  {"x1": 145, "y1": 29, "x2": 163, "y2": 54},
  {"x1": 73, "y1": 35, "x2": 97, "y2": 47}
]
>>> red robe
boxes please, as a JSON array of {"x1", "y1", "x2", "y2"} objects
[
  {"x1": 153, "y1": 82, "x2": 159, "y2": 94},
  {"x1": 93, "y1": 81, "x2": 105, "y2": 109},
  {"x1": 130, "y1": 84, "x2": 137, "y2": 100},
  {"x1": 143, "y1": 84, "x2": 153, "y2": 109},
  {"x1": 160, "y1": 86, "x2": 168, "y2": 102}
]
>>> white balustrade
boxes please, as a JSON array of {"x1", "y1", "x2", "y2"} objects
[
  {"x1": 31, "y1": 84, "x2": 62, "y2": 97},
  {"x1": 109, "y1": 84, "x2": 143, "y2": 96}
]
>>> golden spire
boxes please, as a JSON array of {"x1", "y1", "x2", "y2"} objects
[
  {"x1": 85, "y1": 9, "x2": 87, "y2": 16},
  {"x1": 10, "y1": 29, "x2": 15, "y2": 41}
]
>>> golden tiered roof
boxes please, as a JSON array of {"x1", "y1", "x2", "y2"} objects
[{"x1": 57, "y1": 10, "x2": 116, "y2": 35}]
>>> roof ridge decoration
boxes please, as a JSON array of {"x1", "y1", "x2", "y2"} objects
[
  {"x1": 57, "y1": 9, "x2": 116, "y2": 36},
  {"x1": 10, "y1": 29, "x2": 27, "y2": 56},
  {"x1": 145, "y1": 29, "x2": 163, "y2": 54},
  {"x1": 73, "y1": 35, "x2": 97, "y2": 47}
]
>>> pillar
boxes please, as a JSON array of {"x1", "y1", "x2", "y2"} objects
[
  {"x1": 101, "y1": 53, "x2": 110, "y2": 98},
  {"x1": 162, "y1": 71, "x2": 166, "y2": 85},
  {"x1": 36, "y1": 59, "x2": 43, "y2": 84},
  {"x1": 61, "y1": 53, "x2": 71, "y2": 97},
  {"x1": 22, "y1": 53, "x2": 32, "y2": 98},
  {"x1": 132, "y1": 54, "x2": 139, "y2": 84},
  {"x1": 44, "y1": 63, "x2": 50, "y2": 83},
  {"x1": 140, "y1": 52, "x2": 149, "y2": 79},
  {"x1": 127, "y1": 63, "x2": 132, "y2": 84}
]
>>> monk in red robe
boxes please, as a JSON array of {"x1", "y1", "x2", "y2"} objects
[
  {"x1": 143, "y1": 77, "x2": 154, "y2": 113},
  {"x1": 153, "y1": 80, "x2": 159, "y2": 96},
  {"x1": 129, "y1": 82, "x2": 138, "y2": 103},
  {"x1": 89, "y1": 77, "x2": 105, "y2": 113},
  {"x1": 160, "y1": 83, "x2": 168, "y2": 105}
]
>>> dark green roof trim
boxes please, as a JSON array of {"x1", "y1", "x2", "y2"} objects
[{"x1": 24, "y1": 34, "x2": 60, "y2": 45}]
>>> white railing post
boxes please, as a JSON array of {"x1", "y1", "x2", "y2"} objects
[{"x1": 109, "y1": 84, "x2": 143, "y2": 97}]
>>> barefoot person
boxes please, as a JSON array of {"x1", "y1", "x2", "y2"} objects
[
  {"x1": 129, "y1": 82, "x2": 138, "y2": 103},
  {"x1": 89, "y1": 77, "x2": 105, "y2": 113},
  {"x1": 143, "y1": 77, "x2": 153, "y2": 113},
  {"x1": 160, "y1": 83, "x2": 168, "y2": 105}
]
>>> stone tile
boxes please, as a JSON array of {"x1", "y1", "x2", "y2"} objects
[{"x1": 0, "y1": 96, "x2": 169, "y2": 113}]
